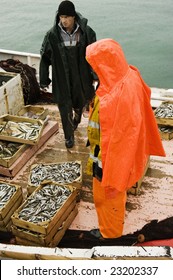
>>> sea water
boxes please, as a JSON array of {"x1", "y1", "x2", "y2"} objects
[{"x1": 0, "y1": 0, "x2": 173, "y2": 88}]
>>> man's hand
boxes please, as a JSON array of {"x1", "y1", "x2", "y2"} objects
[{"x1": 40, "y1": 84, "x2": 49, "y2": 93}]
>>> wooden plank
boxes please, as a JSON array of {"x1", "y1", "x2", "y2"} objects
[
  {"x1": 0, "y1": 242, "x2": 172, "y2": 260},
  {"x1": 2, "y1": 195, "x2": 23, "y2": 226},
  {"x1": 0, "y1": 219, "x2": 12, "y2": 232},
  {"x1": 15, "y1": 236, "x2": 41, "y2": 247},
  {"x1": 49, "y1": 206, "x2": 78, "y2": 247},
  {"x1": 0, "y1": 120, "x2": 59, "y2": 177}
]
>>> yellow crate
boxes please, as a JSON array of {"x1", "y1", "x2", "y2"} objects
[
  {"x1": 15, "y1": 236, "x2": 39, "y2": 247},
  {"x1": 49, "y1": 206, "x2": 78, "y2": 247},
  {"x1": 0, "y1": 219, "x2": 12, "y2": 232},
  {"x1": 12, "y1": 205, "x2": 78, "y2": 247},
  {"x1": 17, "y1": 105, "x2": 48, "y2": 120},
  {"x1": 154, "y1": 101, "x2": 173, "y2": 126},
  {"x1": 1, "y1": 195, "x2": 23, "y2": 226},
  {"x1": 158, "y1": 126, "x2": 173, "y2": 140},
  {"x1": 11, "y1": 198, "x2": 76, "y2": 245},
  {"x1": 0, "y1": 181, "x2": 23, "y2": 231},
  {"x1": 11, "y1": 182, "x2": 77, "y2": 235},
  {"x1": 27, "y1": 160, "x2": 82, "y2": 195},
  {"x1": 0, "y1": 141, "x2": 28, "y2": 168},
  {"x1": 0, "y1": 114, "x2": 44, "y2": 145},
  {"x1": 0, "y1": 181, "x2": 23, "y2": 220}
]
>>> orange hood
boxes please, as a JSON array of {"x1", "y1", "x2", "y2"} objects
[{"x1": 86, "y1": 38, "x2": 165, "y2": 192}]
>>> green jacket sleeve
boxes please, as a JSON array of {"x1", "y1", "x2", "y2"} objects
[
  {"x1": 86, "y1": 26, "x2": 98, "y2": 81},
  {"x1": 39, "y1": 33, "x2": 52, "y2": 87}
]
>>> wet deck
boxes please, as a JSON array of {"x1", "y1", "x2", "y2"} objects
[{"x1": 0, "y1": 104, "x2": 172, "y2": 238}]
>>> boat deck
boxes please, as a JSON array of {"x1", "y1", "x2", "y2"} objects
[
  {"x1": 4, "y1": 105, "x2": 172, "y2": 234},
  {"x1": 0, "y1": 104, "x2": 173, "y2": 259}
]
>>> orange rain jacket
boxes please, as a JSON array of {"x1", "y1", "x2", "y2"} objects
[{"x1": 86, "y1": 39, "x2": 166, "y2": 193}]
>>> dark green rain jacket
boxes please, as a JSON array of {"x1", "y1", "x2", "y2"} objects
[{"x1": 39, "y1": 12, "x2": 96, "y2": 106}]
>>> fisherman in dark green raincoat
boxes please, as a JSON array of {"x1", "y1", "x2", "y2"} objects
[{"x1": 39, "y1": 1, "x2": 97, "y2": 148}]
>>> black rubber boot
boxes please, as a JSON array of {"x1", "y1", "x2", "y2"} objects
[
  {"x1": 90, "y1": 229, "x2": 102, "y2": 238},
  {"x1": 65, "y1": 135, "x2": 74, "y2": 148}
]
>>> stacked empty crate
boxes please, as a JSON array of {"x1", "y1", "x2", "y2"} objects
[
  {"x1": 154, "y1": 101, "x2": 173, "y2": 140},
  {"x1": 11, "y1": 161, "x2": 82, "y2": 246}
]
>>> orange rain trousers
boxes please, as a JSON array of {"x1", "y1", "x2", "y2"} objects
[{"x1": 93, "y1": 177, "x2": 127, "y2": 238}]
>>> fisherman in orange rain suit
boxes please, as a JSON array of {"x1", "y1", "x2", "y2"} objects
[{"x1": 86, "y1": 38, "x2": 166, "y2": 239}]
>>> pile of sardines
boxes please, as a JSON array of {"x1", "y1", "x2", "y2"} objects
[
  {"x1": 0, "y1": 121, "x2": 41, "y2": 140},
  {"x1": 155, "y1": 103, "x2": 173, "y2": 118},
  {"x1": 0, "y1": 183, "x2": 16, "y2": 209},
  {"x1": 22, "y1": 111, "x2": 41, "y2": 119},
  {"x1": 18, "y1": 184, "x2": 72, "y2": 223},
  {"x1": 30, "y1": 162, "x2": 81, "y2": 186},
  {"x1": 0, "y1": 140, "x2": 23, "y2": 159},
  {"x1": 159, "y1": 126, "x2": 173, "y2": 133}
]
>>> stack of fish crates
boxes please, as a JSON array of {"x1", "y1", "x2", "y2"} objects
[
  {"x1": 0, "y1": 181, "x2": 23, "y2": 232},
  {"x1": 27, "y1": 160, "x2": 82, "y2": 200},
  {"x1": 11, "y1": 182, "x2": 78, "y2": 247},
  {"x1": 154, "y1": 101, "x2": 173, "y2": 140}
]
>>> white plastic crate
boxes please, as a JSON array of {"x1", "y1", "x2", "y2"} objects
[{"x1": 0, "y1": 71, "x2": 24, "y2": 116}]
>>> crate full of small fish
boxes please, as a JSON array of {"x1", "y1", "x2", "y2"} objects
[
  {"x1": 17, "y1": 105, "x2": 48, "y2": 121},
  {"x1": 11, "y1": 182, "x2": 78, "y2": 246},
  {"x1": 158, "y1": 125, "x2": 173, "y2": 140},
  {"x1": 0, "y1": 140, "x2": 28, "y2": 168},
  {"x1": 0, "y1": 114, "x2": 44, "y2": 145},
  {"x1": 154, "y1": 101, "x2": 173, "y2": 126},
  {"x1": 27, "y1": 161, "x2": 82, "y2": 195},
  {"x1": 0, "y1": 181, "x2": 23, "y2": 232}
]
